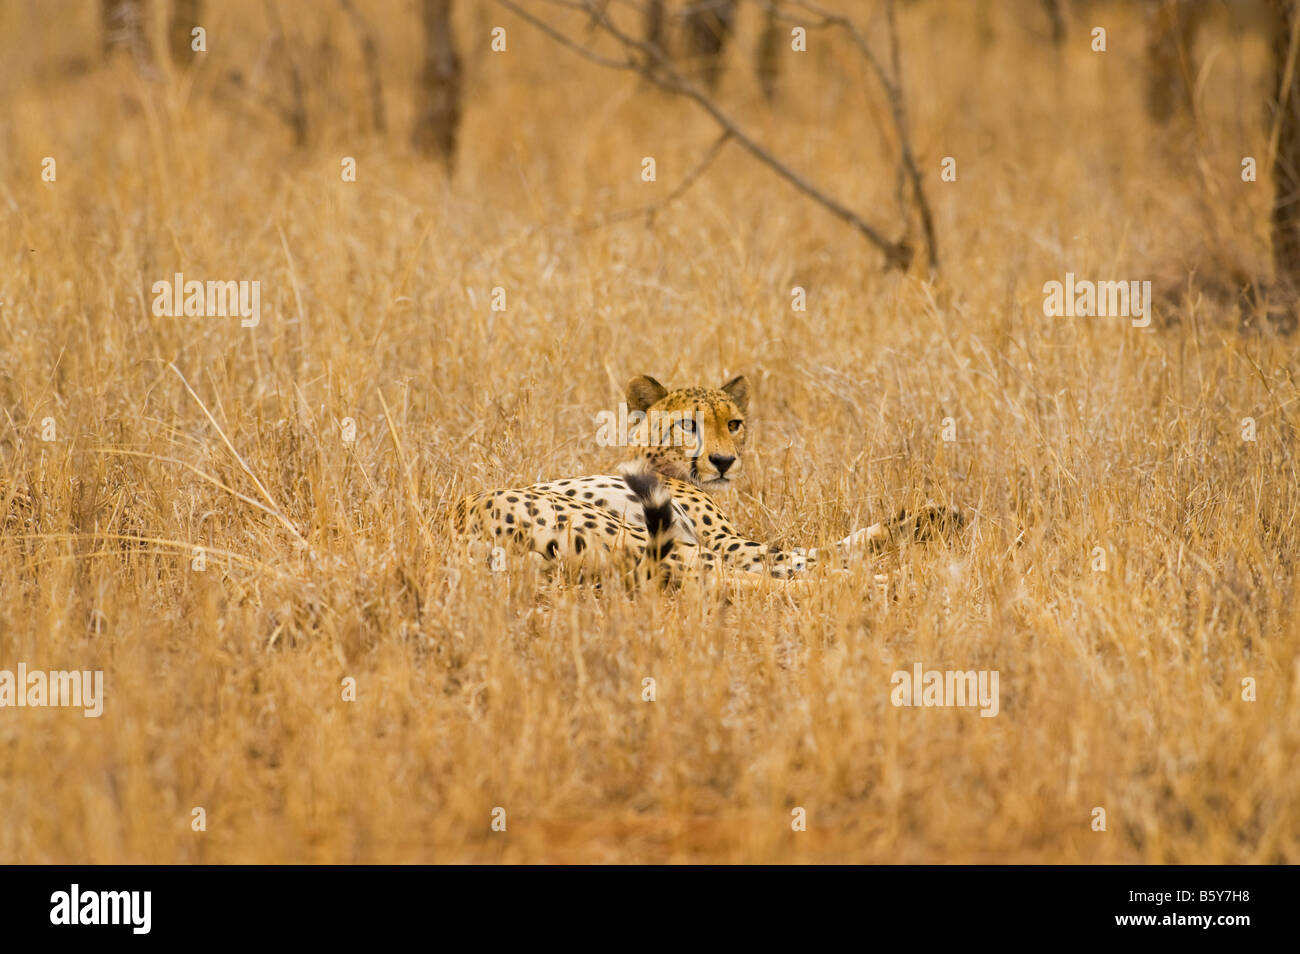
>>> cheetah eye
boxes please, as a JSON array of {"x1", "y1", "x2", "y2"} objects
[
  {"x1": 677, "y1": 417, "x2": 696, "y2": 434},
  {"x1": 728, "y1": 419, "x2": 743, "y2": 433}
]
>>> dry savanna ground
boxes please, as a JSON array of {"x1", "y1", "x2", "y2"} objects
[{"x1": 1, "y1": 0, "x2": 1297, "y2": 863}]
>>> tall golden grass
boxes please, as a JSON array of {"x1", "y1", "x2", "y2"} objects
[{"x1": 0, "y1": 0, "x2": 1296, "y2": 863}]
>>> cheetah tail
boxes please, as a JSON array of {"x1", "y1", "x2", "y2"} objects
[{"x1": 618, "y1": 460, "x2": 679, "y2": 563}]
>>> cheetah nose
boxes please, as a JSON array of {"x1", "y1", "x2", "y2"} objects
[{"x1": 708, "y1": 453, "x2": 736, "y2": 476}]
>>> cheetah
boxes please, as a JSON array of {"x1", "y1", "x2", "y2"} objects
[{"x1": 451, "y1": 374, "x2": 963, "y2": 582}]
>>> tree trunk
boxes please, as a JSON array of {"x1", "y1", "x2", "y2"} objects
[
  {"x1": 101, "y1": 0, "x2": 151, "y2": 63},
  {"x1": 169, "y1": 0, "x2": 202, "y2": 67},
  {"x1": 644, "y1": 0, "x2": 665, "y2": 56},
  {"x1": 1145, "y1": 0, "x2": 1198, "y2": 124},
  {"x1": 412, "y1": 0, "x2": 462, "y2": 166},
  {"x1": 1042, "y1": 0, "x2": 1065, "y2": 46},
  {"x1": 684, "y1": 0, "x2": 735, "y2": 90},
  {"x1": 340, "y1": 0, "x2": 387, "y2": 133},
  {"x1": 1268, "y1": 0, "x2": 1300, "y2": 331},
  {"x1": 756, "y1": 3, "x2": 781, "y2": 102}
]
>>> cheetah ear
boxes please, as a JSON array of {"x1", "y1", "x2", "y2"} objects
[
  {"x1": 720, "y1": 374, "x2": 749, "y2": 413},
  {"x1": 627, "y1": 375, "x2": 668, "y2": 413}
]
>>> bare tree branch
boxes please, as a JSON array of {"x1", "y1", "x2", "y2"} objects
[
  {"x1": 496, "y1": 0, "x2": 638, "y2": 71},
  {"x1": 498, "y1": 0, "x2": 916, "y2": 270},
  {"x1": 777, "y1": 0, "x2": 938, "y2": 269},
  {"x1": 579, "y1": 130, "x2": 733, "y2": 232}
]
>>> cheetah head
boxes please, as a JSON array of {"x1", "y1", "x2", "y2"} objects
[{"x1": 625, "y1": 374, "x2": 749, "y2": 492}]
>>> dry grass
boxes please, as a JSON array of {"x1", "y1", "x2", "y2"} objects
[{"x1": 1, "y1": 0, "x2": 1297, "y2": 863}]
